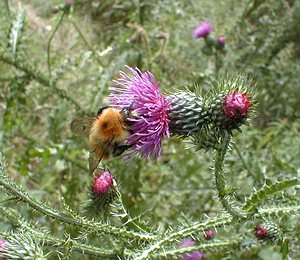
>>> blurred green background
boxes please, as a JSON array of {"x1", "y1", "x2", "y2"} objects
[{"x1": 1, "y1": 0, "x2": 300, "y2": 259}]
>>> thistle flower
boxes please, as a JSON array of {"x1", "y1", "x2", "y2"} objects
[
  {"x1": 223, "y1": 91, "x2": 252, "y2": 118},
  {"x1": 110, "y1": 68, "x2": 254, "y2": 156},
  {"x1": 193, "y1": 22, "x2": 213, "y2": 39},
  {"x1": 92, "y1": 171, "x2": 114, "y2": 194},
  {"x1": 87, "y1": 170, "x2": 117, "y2": 214},
  {"x1": 216, "y1": 37, "x2": 226, "y2": 51},
  {"x1": 217, "y1": 37, "x2": 226, "y2": 46},
  {"x1": 180, "y1": 239, "x2": 203, "y2": 260},
  {"x1": 204, "y1": 229, "x2": 215, "y2": 240},
  {"x1": 255, "y1": 222, "x2": 281, "y2": 241},
  {"x1": 110, "y1": 66, "x2": 172, "y2": 158}
]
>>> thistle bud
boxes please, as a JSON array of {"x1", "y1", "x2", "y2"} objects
[
  {"x1": 87, "y1": 170, "x2": 117, "y2": 214},
  {"x1": 204, "y1": 229, "x2": 214, "y2": 240},
  {"x1": 221, "y1": 91, "x2": 252, "y2": 130},
  {"x1": 255, "y1": 222, "x2": 281, "y2": 241},
  {"x1": 65, "y1": 0, "x2": 73, "y2": 8},
  {"x1": 223, "y1": 91, "x2": 252, "y2": 118},
  {"x1": 216, "y1": 37, "x2": 226, "y2": 49},
  {"x1": 92, "y1": 171, "x2": 114, "y2": 194}
]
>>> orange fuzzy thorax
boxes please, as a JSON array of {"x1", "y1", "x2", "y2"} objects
[
  {"x1": 94, "y1": 108, "x2": 128, "y2": 140},
  {"x1": 88, "y1": 108, "x2": 130, "y2": 159}
]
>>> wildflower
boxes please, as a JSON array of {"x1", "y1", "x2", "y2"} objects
[
  {"x1": 92, "y1": 171, "x2": 114, "y2": 194},
  {"x1": 193, "y1": 22, "x2": 213, "y2": 39},
  {"x1": 87, "y1": 170, "x2": 117, "y2": 214},
  {"x1": 180, "y1": 239, "x2": 203, "y2": 260},
  {"x1": 0, "y1": 239, "x2": 6, "y2": 252},
  {"x1": 255, "y1": 226, "x2": 267, "y2": 239},
  {"x1": 110, "y1": 66, "x2": 172, "y2": 158},
  {"x1": 255, "y1": 222, "x2": 281, "y2": 241},
  {"x1": 217, "y1": 37, "x2": 226, "y2": 46},
  {"x1": 216, "y1": 37, "x2": 226, "y2": 51},
  {"x1": 204, "y1": 229, "x2": 214, "y2": 240},
  {"x1": 65, "y1": 0, "x2": 73, "y2": 8},
  {"x1": 223, "y1": 91, "x2": 252, "y2": 118}
]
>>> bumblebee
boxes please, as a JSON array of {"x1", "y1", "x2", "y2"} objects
[{"x1": 71, "y1": 106, "x2": 134, "y2": 173}]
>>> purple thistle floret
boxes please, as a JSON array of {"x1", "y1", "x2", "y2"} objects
[
  {"x1": 110, "y1": 66, "x2": 172, "y2": 158},
  {"x1": 181, "y1": 239, "x2": 203, "y2": 260},
  {"x1": 193, "y1": 22, "x2": 213, "y2": 39}
]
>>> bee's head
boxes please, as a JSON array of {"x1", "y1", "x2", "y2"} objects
[{"x1": 121, "y1": 108, "x2": 131, "y2": 117}]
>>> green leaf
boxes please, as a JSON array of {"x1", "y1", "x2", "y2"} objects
[{"x1": 9, "y1": 8, "x2": 25, "y2": 58}]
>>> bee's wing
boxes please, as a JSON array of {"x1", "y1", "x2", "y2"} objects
[
  {"x1": 70, "y1": 116, "x2": 96, "y2": 137},
  {"x1": 89, "y1": 139, "x2": 115, "y2": 174},
  {"x1": 88, "y1": 152, "x2": 101, "y2": 174}
]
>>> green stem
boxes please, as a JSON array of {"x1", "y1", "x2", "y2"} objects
[
  {"x1": 4, "y1": 0, "x2": 11, "y2": 18},
  {"x1": 154, "y1": 239, "x2": 241, "y2": 259},
  {"x1": 47, "y1": 11, "x2": 66, "y2": 84},
  {"x1": 257, "y1": 205, "x2": 300, "y2": 216},
  {"x1": 0, "y1": 173, "x2": 156, "y2": 241},
  {"x1": 133, "y1": 214, "x2": 233, "y2": 260},
  {"x1": 0, "y1": 226, "x2": 119, "y2": 258},
  {"x1": 214, "y1": 132, "x2": 246, "y2": 218}
]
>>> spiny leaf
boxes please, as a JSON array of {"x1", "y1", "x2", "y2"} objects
[
  {"x1": 243, "y1": 178, "x2": 299, "y2": 214},
  {"x1": 9, "y1": 8, "x2": 25, "y2": 59}
]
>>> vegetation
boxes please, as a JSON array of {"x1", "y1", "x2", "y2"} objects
[{"x1": 0, "y1": 0, "x2": 299, "y2": 259}]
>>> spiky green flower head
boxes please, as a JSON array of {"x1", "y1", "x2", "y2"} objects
[
  {"x1": 170, "y1": 75, "x2": 256, "y2": 151},
  {"x1": 255, "y1": 221, "x2": 281, "y2": 242},
  {"x1": 86, "y1": 169, "x2": 117, "y2": 214}
]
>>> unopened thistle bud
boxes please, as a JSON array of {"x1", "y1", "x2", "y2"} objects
[
  {"x1": 180, "y1": 239, "x2": 203, "y2": 260},
  {"x1": 87, "y1": 170, "x2": 117, "y2": 214},
  {"x1": 255, "y1": 222, "x2": 281, "y2": 241},
  {"x1": 204, "y1": 229, "x2": 215, "y2": 240},
  {"x1": 216, "y1": 37, "x2": 226, "y2": 49},
  {"x1": 221, "y1": 91, "x2": 252, "y2": 130}
]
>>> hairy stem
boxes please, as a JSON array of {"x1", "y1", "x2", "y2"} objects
[
  {"x1": 0, "y1": 171, "x2": 156, "y2": 241},
  {"x1": 154, "y1": 239, "x2": 241, "y2": 259},
  {"x1": 214, "y1": 132, "x2": 246, "y2": 217},
  {"x1": 134, "y1": 214, "x2": 233, "y2": 259}
]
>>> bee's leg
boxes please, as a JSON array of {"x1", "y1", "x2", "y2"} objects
[{"x1": 112, "y1": 144, "x2": 132, "y2": 157}]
